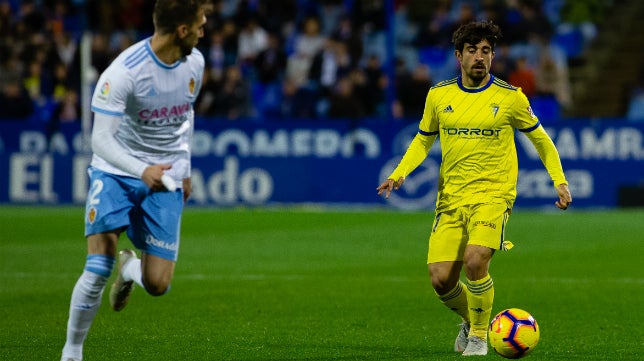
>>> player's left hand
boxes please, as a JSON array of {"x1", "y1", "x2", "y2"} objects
[
  {"x1": 182, "y1": 177, "x2": 192, "y2": 202},
  {"x1": 376, "y1": 177, "x2": 405, "y2": 199},
  {"x1": 142, "y1": 164, "x2": 172, "y2": 191},
  {"x1": 555, "y1": 183, "x2": 572, "y2": 210}
]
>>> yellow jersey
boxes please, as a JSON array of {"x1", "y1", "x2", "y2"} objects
[{"x1": 389, "y1": 75, "x2": 567, "y2": 212}]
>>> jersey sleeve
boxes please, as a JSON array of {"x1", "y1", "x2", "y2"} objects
[
  {"x1": 510, "y1": 88, "x2": 539, "y2": 130},
  {"x1": 91, "y1": 63, "x2": 133, "y2": 117},
  {"x1": 418, "y1": 88, "x2": 440, "y2": 134},
  {"x1": 521, "y1": 125, "x2": 568, "y2": 187},
  {"x1": 511, "y1": 89, "x2": 568, "y2": 187}
]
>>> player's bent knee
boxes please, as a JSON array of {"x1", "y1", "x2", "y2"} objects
[
  {"x1": 432, "y1": 279, "x2": 457, "y2": 295},
  {"x1": 430, "y1": 273, "x2": 458, "y2": 295},
  {"x1": 143, "y1": 281, "x2": 171, "y2": 296},
  {"x1": 141, "y1": 275, "x2": 172, "y2": 296}
]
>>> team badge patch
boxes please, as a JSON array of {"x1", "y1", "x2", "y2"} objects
[
  {"x1": 189, "y1": 78, "x2": 195, "y2": 95},
  {"x1": 490, "y1": 103, "x2": 499, "y2": 118},
  {"x1": 87, "y1": 207, "x2": 97, "y2": 224}
]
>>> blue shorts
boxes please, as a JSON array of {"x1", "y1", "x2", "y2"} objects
[{"x1": 84, "y1": 167, "x2": 184, "y2": 261}]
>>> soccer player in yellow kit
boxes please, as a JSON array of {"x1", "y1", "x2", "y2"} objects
[{"x1": 377, "y1": 21, "x2": 572, "y2": 356}]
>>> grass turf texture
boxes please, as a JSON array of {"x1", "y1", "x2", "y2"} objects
[{"x1": 1, "y1": 206, "x2": 642, "y2": 360}]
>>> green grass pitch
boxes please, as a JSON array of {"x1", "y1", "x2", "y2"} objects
[{"x1": 1, "y1": 206, "x2": 643, "y2": 360}]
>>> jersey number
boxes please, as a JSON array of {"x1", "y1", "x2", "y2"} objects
[{"x1": 88, "y1": 180, "x2": 104, "y2": 206}]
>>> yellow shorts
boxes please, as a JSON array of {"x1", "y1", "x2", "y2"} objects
[{"x1": 427, "y1": 203, "x2": 510, "y2": 264}]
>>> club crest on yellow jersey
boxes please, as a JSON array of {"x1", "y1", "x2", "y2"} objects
[{"x1": 491, "y1": 103, "x2": 500, "y2": 117}]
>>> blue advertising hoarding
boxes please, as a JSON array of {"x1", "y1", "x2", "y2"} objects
[{"x1": 1, "y1": 119, "x2": 643, "y2": 209}]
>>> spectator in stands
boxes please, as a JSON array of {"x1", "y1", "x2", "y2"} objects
[
  {"x1": 327, "y1": 75, "x2": 365, "y2": 120},
  {"x1": 23, "y1": 60, "x2": 48, "y2": 105},
  {"x1": 450, "y1": 2, "x2": 477, "y2": 34},
  {"x1": 490, "y1": 43, "x2": 512, "y2": 80},
  {"x1": 477, "y1": 0, "x2": 510, "y2": 35},
  {"x1": 195, "y1": 67, "x2": 222, "y2": 117},
  {"x1": 395, "y1": 63, "x2": 432, "y2": 120},
  {"x1": 331, "y1": 16, "x2": 363, "y2": 68},
  {"x1": 0, "y1": 79, "x2": 34, "y2": 120},
  {"x1": 414, "y1": 2, "x2": 452, "y2": 48},
  {"x1": 50, "y1": 62, "x2": 73, "y2": 102},
  {"x1": 17, "y1": 0, "x2": 46, "y2": 36},
  {"x1": 237, "y1": 15, "x2": 268, "y2": 67},
  {"x1": 308, "y1": 36, "x2": 351, "y2": 102},
  {"x1": 217, "y1": 64, "x2": 252, "y2": 119},
  {"x1": 207, "y1": 30, "x2": 227, "y2": 81},
  {"x1": 279, "y1": 78, "x2": 318, "y2": 119},
  {"x1": 295, "y1": 17, "x2": 326, "y2": 59},
  {"x1": 626, "y1": 72, "x2": 644, "y2": 122},
  {"x1": 535, "y1": 52, "x2": 572, "y2": 110},
  {"x1": 283, "y1": 45, "x2": 316, "y2": 118},
  {"x1": 254, "y1": 32, "x2": 287, "y2": 84},
  {"x1": 53, "y1": 89, "x2": 80, "y2": 123},
  {"x1": 0, "y1": 1, "x2": 11, "y2": 36},
  {"x1": 362, "y1": 54, "x2": 388, "y2": 117},
  {"x1": 46, "y1": 88, "x2": 80, "y2": 140},
  {"x1": 559, "y1": 0, "x2": 603, "y2": 46},
  {"x1": 221, "y1": 19, "x2": 239, "y2": 66},
  {"x1": 626, "y1": 92, "x2": 644, "y2": 122},
  {"x1": 285, "y1": 47, "x2": 312, "y2": 88},
  {"x1": 91, "y1": 33, "x2": 112, "y2": 74},
  {"x1": 256, "y1": 0, "x2": 297, "y2": 35},
  {"x1": 505, "y1": 0, "x2": 552, "y2": 45},
  {"x1": 54, "y1": 32, "x2": 77, "y2": 68},
  {"x1": 0, "y1": 0, "x2": 618, "y2": 123},
  {"x1": 508, "y1": 57, "x2": 535, "y2": 98}
]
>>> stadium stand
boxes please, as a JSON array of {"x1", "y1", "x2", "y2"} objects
[{"x1": 0, "y1": 0, "x2": 637, "y2": 125}]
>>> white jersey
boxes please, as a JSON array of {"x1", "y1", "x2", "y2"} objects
[{"x1": 90, "y1": 37, "x2": 204, "y2": 182}]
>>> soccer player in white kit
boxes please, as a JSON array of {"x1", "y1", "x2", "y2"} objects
[{"x1": 61, "y1": 1, "x2": 209, "y2": 360}]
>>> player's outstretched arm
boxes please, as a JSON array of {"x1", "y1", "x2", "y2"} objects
[
  {"x1": 555, "y1": 183, "x2": 572, "y2": 210},
  {"x1": 376, "y1": 177, "x2": 405, "y2": 199}
]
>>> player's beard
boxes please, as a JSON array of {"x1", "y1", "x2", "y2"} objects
[
  {"x1": 467, "y1": 63, "x2": 488, "y2": 83},
  {"x1": 176, "y1": 35, "x2": 196, "y2": 57}
]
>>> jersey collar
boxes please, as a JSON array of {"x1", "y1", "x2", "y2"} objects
[
  {"x1": 457, "y1": 74, "x2": 495, "y2": 93},
  {"x1": 145, "y1": 38, "x2": 182, "y2": 70}
]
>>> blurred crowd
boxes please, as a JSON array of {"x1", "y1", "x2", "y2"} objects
[{"x1": 2, "y1": 0, "x2": 641, "y2": 127}]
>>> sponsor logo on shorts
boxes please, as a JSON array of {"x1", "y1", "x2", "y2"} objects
[
  {"x1": 145, "y1": 235, "x2": 178, "y2": 251},
  {"x1": 473, "y1": 220, "x2": 496, "y2": 229}
]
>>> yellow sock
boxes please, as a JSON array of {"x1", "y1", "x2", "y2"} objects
[
  {"x1": 465, "y1": 274, "x2": 494, "y2": 339},
  {"x1": 437, "y1": 281, "x2": 470, "y2": 324}
]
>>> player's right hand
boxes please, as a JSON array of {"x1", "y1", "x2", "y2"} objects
[
  {"x1": 555, "y1": 183, "x2": 572, "y2": 210},
  {"x1": 376, "y1": 177, "x2": 405, "y2": 199},
  {"x1": 142, "y1": 164, "x2": 172, "y2": 191}
]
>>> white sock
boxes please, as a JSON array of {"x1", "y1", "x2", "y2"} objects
[
  {"x1": 62, "y1": 270, "x2": 107, "y2": 360},
  {"x1": 122, "y1": 257, "x2": 144, "y2": 288}
]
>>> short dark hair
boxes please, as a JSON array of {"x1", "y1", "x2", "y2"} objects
[
  {"x1": 452, "y1": 21, "x2": 502, "y2": 52},
  {"x1": 153, "y1": 0, "x2": 208, "y2": 34}
]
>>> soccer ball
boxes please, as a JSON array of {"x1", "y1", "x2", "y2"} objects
[{"x1": 489, "y1": 308, "x2": 540, "y2": 359}]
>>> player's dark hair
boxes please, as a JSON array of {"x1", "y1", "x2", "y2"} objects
[
  {"x1": 153, "y1": 0, "x2": 208, "y2": 34},
  {"x1": 452, "y1": 21, "x2": 502, "y2": 52}
]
